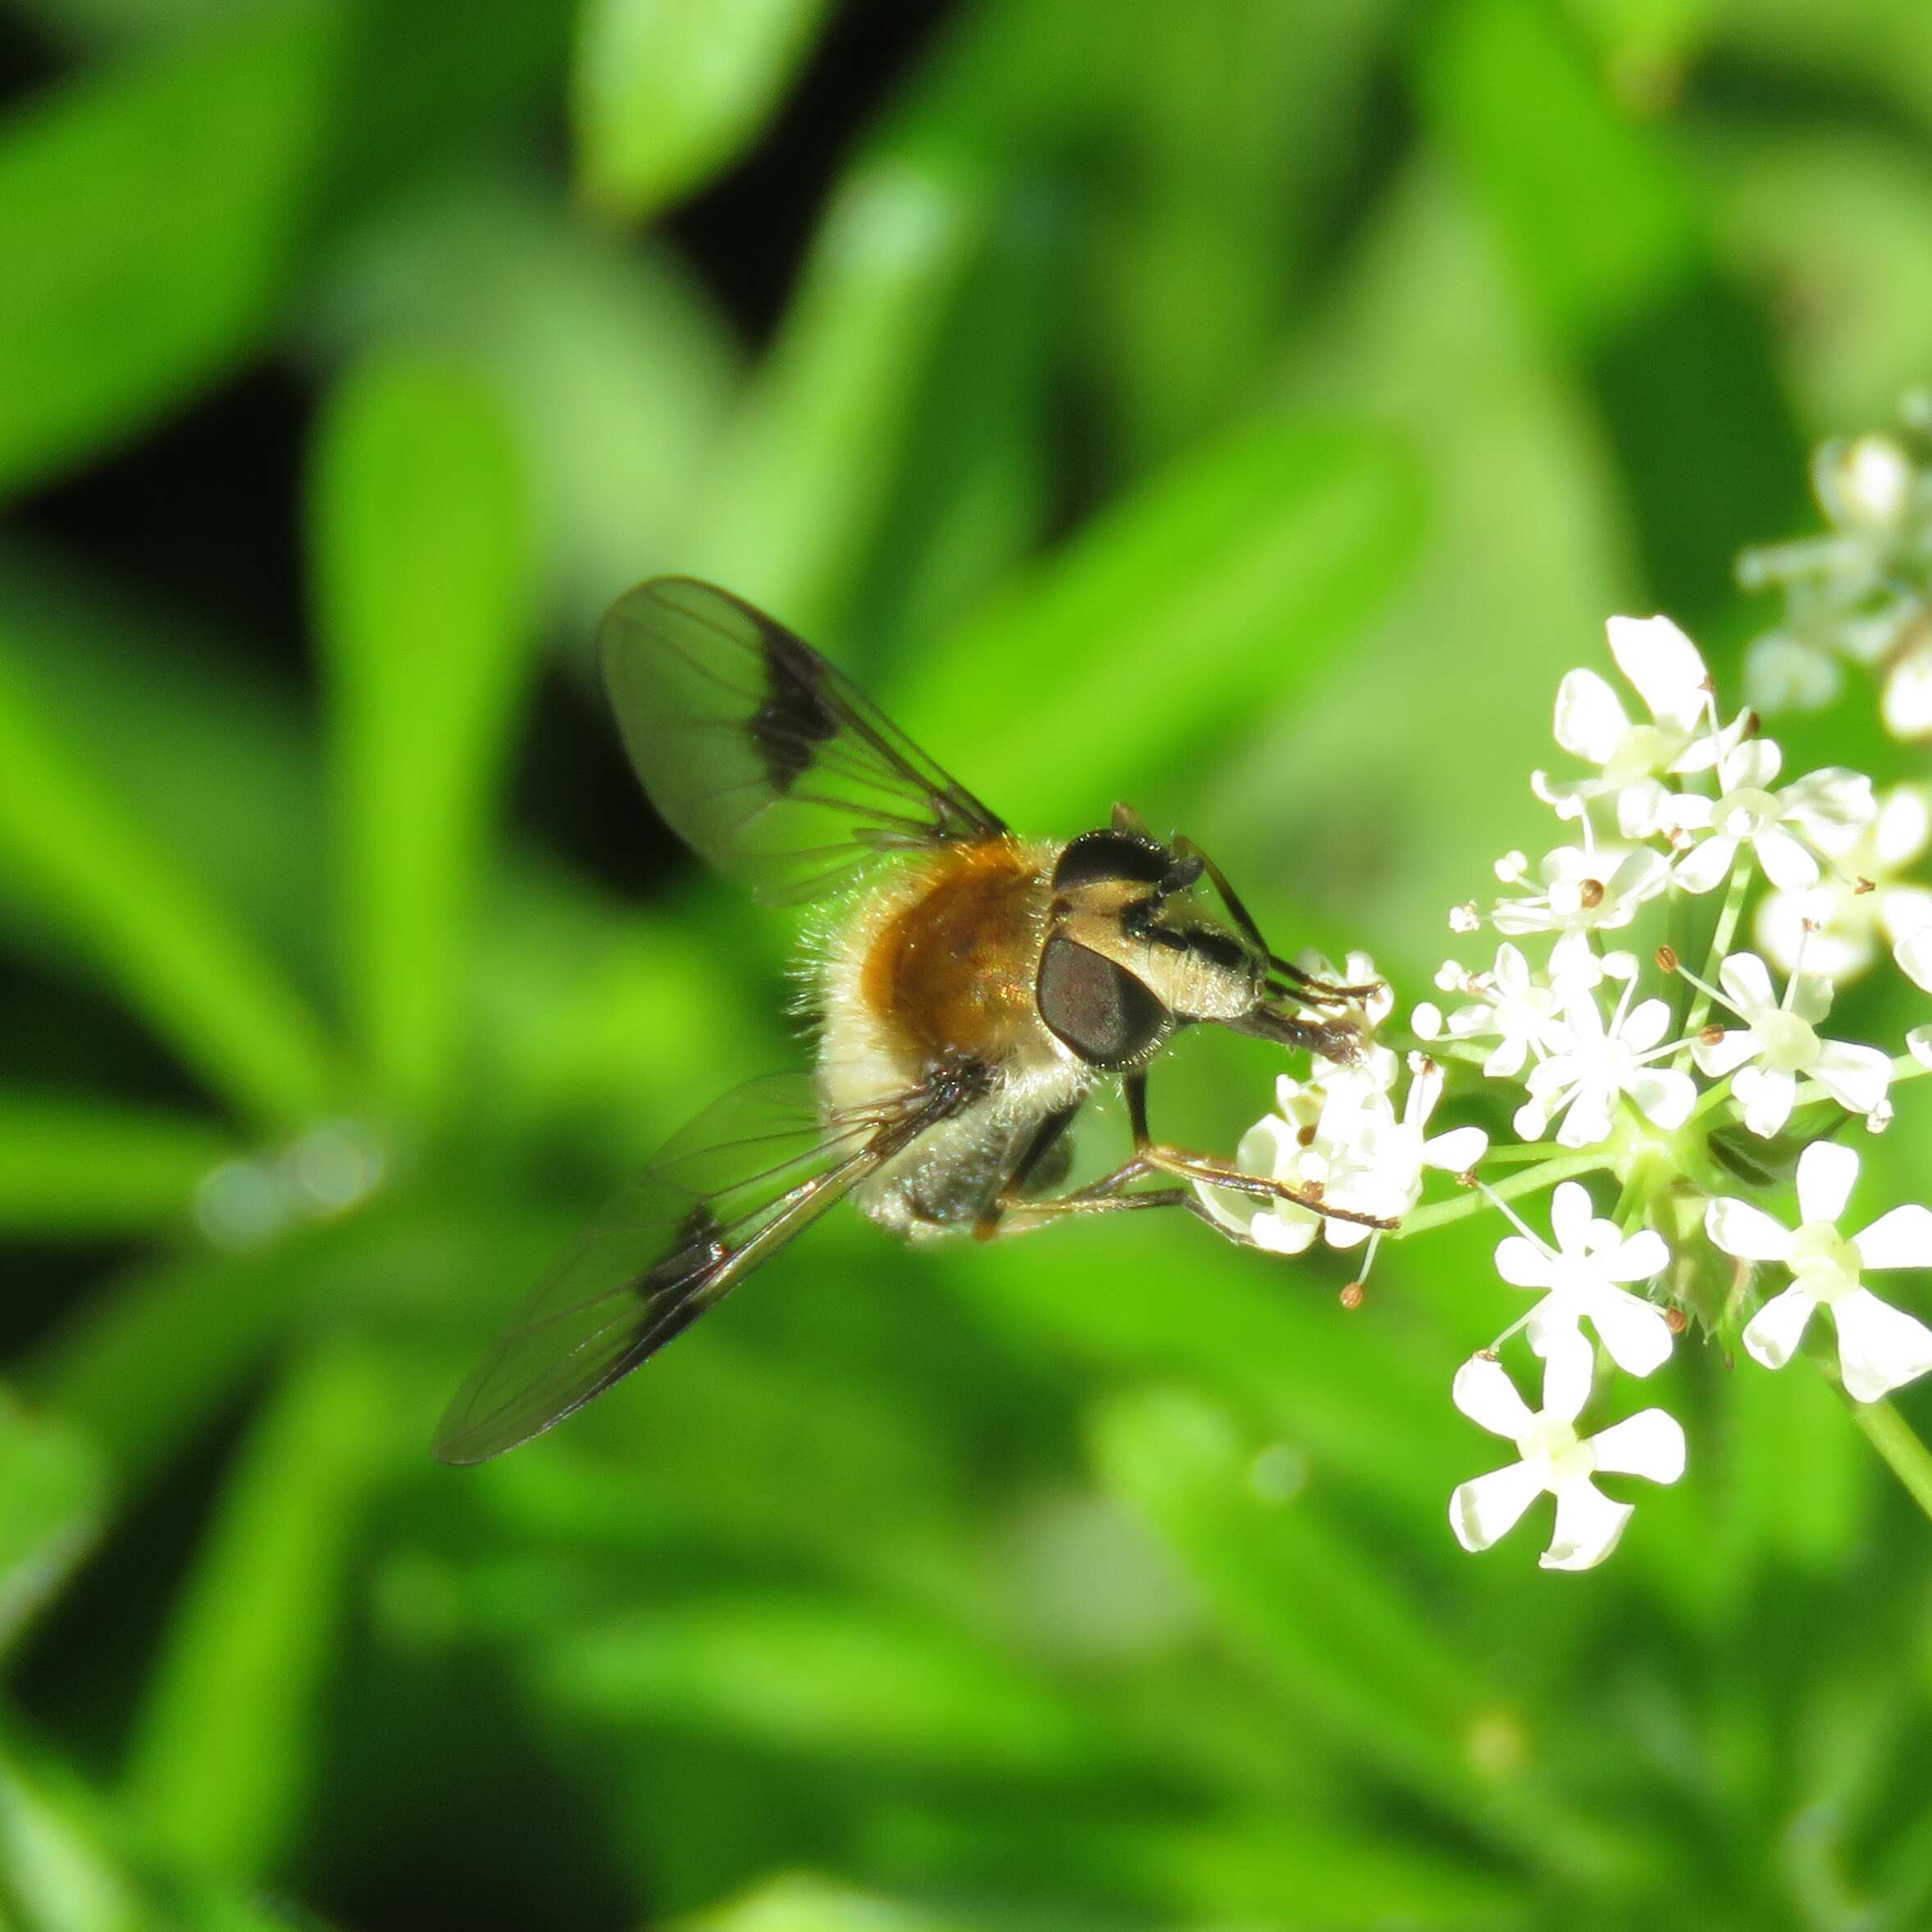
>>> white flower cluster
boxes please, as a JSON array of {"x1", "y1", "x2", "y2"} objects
[
  {"x1": 1211, "y1": 612, "x2": 1932, "y2": 1572},
  {"x1": 1739, "y1": 409, "x2": 1932, "y2": 741}
]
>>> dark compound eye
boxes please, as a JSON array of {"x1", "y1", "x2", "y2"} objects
[
  {"x1": 1036, "y1": 936, "x2": 1169, "y2": 1068},
  {"x1": 1053, "y1": 828, "x2": 1170, "y2": 891}
]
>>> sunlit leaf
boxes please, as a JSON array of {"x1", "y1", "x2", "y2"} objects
[
  {"x1": 310, "y1": 353, "x2": 536, "y2": 1117},
  {"x1": 0, "y1": 4, "x2": 339, "y2": 501},
  {"x1": 0, "y1": 1094, "x2": 232, "y2": 1237},
  {"x1": 572, "y1": 0, "x2": 833, "y2": 221},
  {"x1": 0, "y1": 1394, "x2": 107, "y2": 1658},
  {"x1": 895, "y1": 418, "x2": 1428, "y2": 827},
  {"x1": 0, "y1": 638, "x2": 343, "y2": 1128},
  {"x1": 122, "y1": 1342, "x2": 399, "y2": 1880},
  {"x1": 307, "y1": 179, "x2": 741, "y2": 639},
  {"x1": 684, "y1": 148, "x2": 998, "y2": 636},
  {"x1": 1091, "y1": 1385, "x2": 1652, "y2": 1893}
]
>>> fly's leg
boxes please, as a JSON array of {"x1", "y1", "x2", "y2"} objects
[
  {"x1": 1266, "y1": 955, "x2": 1386, "y2": 1006},
  {"x1": 971, "y1": 1104, "x2": 1082, "y2": 1241},
  {"x1": 1123, "y1": 1069, "x2": 1397, "y2": 1233}
]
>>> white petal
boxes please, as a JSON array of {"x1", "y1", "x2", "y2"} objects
[
  {"x1": 1735, "y1": 1064, "x2": 1797, "y2": 1138},
  {"x1": 1875, "y1": 785, "x2": 1932, "y2": 867},
  {"x1": 1606, "y1": 614, "x2": 1708, "y2": 731},
  {"x1": 1718, "y1": 950, "x2": 1776, "y2": 1016},
  {"x1": 1619, "y1": 999, "x2": 1673, "y2": 1053},
  {"x1": 1724, "y1": 739, "x2": 1784, "y2": 791},
  {"x1": 1911, "y1": 1025, "x2": 1932, "y2": 1070},
  {"x1": 1538, "y1": 1325, "x2": 1597, "y2": 1424},
  {"x1": 1756, "y1": 824, "x2": 1820, "y2": 891},
  {"x1": 1548, "y1": 1181, "x2": 1594, "y2": 1253},
  {"x1": 1675, "y1": 834, "x2": 1738, "y2": 895},
  {"x1": 1809, "y1": 1040, "x2": 1893, "y2": 1116},
  {"x1": 1424, "y1": 1125, "x2": 1488, "y2": 1173},
  {"x1": 1788, "y1": 973, "x2": 1834, "y2": 1025},
  {"x1": 1552, "y1": 668, "x2": 1629, "y2": 764},
  {"x1": 1853, "y1": 1204, "x2": 1932, "y2": 1272},
  {"x1": 1451, "y1": 1355, "x2": 1534, "y2": 1438},
  {"x1": 1586, "y1": 1287, "x2": 1675, "y2": 1377},
  {"x1": 1744, "y1": 632, "x2": 1841, "y2": 713},
  {"x1": 1450, "y1": 1462, "x2": 1545, "y2": 1553},
  {"x1": 1743, "y1": 1286, "x2": 1817, "y2": 1369},
  {"x1": 1693, "y1": 1028, "x2": 1760, "y2": 1078},
  {"x1": 1615, "y1": 777, "x2": 1672, "y2": 841},
  {"x1": 1588, "y1": 1408, "x2": 1687, "y2": 1483},
  {"x1": 1606, "y1": 849, "x2": 1670, "y2": 909},
  {"x1": 1494, "y1": 1234, "x2": 1555, "y2": 1289},
  {"x1": 1606, "y1": 1228, "x2": 1669, "y2": 1283},
  {"x1": 1250, "y1": 1210, "x2": 1319, "y2": 1255},
  {"x1": 1797, "y1": 1140, "x2": 1861, "y2": 1225},
  {"x1": 1541, "y1": 1479, "x2": 1634, "y2": 1571},
  {"x1": 1782, "y1": 767, "x2": 1877, "y2": 833},
  {"x1": 1628, "y1": 1066, "x2": 1695, "y2": 1131},
  {"x1": 1833, "y1": 1288, "x2": 1932, "y2": 1403},
  {"x1": 1705, "y1": 1196, "x2": 1794, "y2": 1262},
  {"x1": 1411, "y1": 1000, "x2": 1443, "y2": 1040},
  {"x1": 1897, "y1": 928, "x2": 1932, "y2": 991},
  {"x1": 1555, "y1": 1091, "x2": 1616, "y2": 1149},
  {"x1": 1884, "y1": 643, "x2": 1932, "y2": 739},
  {"x1": 1513, "y1": 1097, "x2": 1550, "y2": 1141}
]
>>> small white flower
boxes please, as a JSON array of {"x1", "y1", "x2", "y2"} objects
[
  {"x1": 1756, "y1": 784, "x2": 1932, "y2": 982},
  {"x1": 1337, "y1": 1055, "x2": 1488, "y2": 1228},
  {"x1": 1688, "y1": 951, "x2": 1892, "y2": 1137},
  {"x1": 1532, "y1": 616, "x2": 1739, "y2": 838},
  {"x1": 1705, "y1": 1141, "x2": 1932, "y2": 1403},
  {"x1": 1883, "y1": 630, "x2": 1932, "y2": 740},
  {"x1": 1909, "y1": 1024, "x2": 1932, "y2": 1069},
  {"x1": 1900, "y1": 927, "x2": 1932, "y2": 993},
  {"x1": 1449, "y1": 1328, "x2": 1686, "y2": 1572},
  {"x1": 1492, "y1": 845, "x2": 1669, "y2": 937},
  {"x1": 1743, "y1": 630, "x2": 1843, "y2": 715},
  {"x1": 1201, "y1": 1058, "x2": 1482, "y2": 1254},
  {"x1": 1665, "y1": 739, "x2": 1875, "y2": 894},
  {"x1": 1493, "y1": 1182, "x2": 1674, "y2": 1374},
  {"x1": 1822, "y1": 434, "x2": 1916, "y2": 531},
  {"x1": 1515, "y1": 981, "x2": 1694, "y2": 1149},
  {"x1": 1434, "y1": 942, "x2": 1567, "y2": 1079}
]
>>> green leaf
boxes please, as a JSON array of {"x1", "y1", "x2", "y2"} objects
[
  {"x1": 1090, "y1": 1386, "x2": 1648, "y2": 1893},
  {"x1": 1415, "y1": 0, "x2": 1700, "y2": 345},
  {"x1": 308, "y1": 180, "x2": 741, "y2": 639},
  {"x1": 0, "y1": 1095, "x2": 233, "y2": 1237},
  {"x1": 0, "y1": 1734, "x2": 144, "y2": 1932},
  {"x1": 122, "y1": 1342, "x2": 399, "y2": 1880},
  {"x1": 0, "y1": 4, "x2": 341, "y2": 502},
  {"x1": 0, "y1": 638, "x2": 343, "y2": 1128},
  {"x1": 310, "y1": 353, "x2": 536, "y2": 1117},
  {"x1": 572, "y1": 0, "x2": 834, "y2": 221},
  {"x1": 0, "y1": 1393, "x2": 107, "y2": 1658},
  {"x1": 894, "y1": 418, "x2": 1428, "y2": 827},
  {"x1": 684, "y1": 148, "x2": 999, "y2": 636},
  {"x1": 533, "y1": 1592, "x2": 1100, "y2": 1776}
]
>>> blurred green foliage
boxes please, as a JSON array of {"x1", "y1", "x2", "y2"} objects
[{"x1": 1, "y1": 1, "x2": 1930, "y2": 1929}]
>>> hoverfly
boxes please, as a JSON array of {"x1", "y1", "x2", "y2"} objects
[{"x1": 433, "y1": 578, "x2": 1389, "y2": 1465}]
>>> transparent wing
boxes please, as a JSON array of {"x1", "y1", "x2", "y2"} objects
[
  {"x1": 600, "y1": 576, "x2": 1009, "y2": 904},
  {"x1": 433, "y1": 1073, "x2": 957, "y2": 1465}
]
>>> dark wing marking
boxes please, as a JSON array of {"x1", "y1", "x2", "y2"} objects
[
  {"x1": 600, "y1": 576, "x2": 1009, "y2": 904},
  {"x1": 433, "y1": 1069, "x2": 977, "y2": 1465}
]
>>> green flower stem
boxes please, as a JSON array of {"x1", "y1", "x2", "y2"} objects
[
  {"x1": 1392, "y1": 1150, "x2": 1615, "y2": 1239},
  {"x1": 1671, "y1": 852, "x2": 1753, "y2": 1073},
  {"x1": 1847, "y1": 1392, "x2": 1932, "y2": 1527}
]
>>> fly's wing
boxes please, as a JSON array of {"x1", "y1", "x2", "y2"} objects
[
  {"x1": 433, "y1": 1072, "x2": 964, "y2": 1465},
  {"x1": 600, "y1": 576, "x2": 1009, "y2": 904}
]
